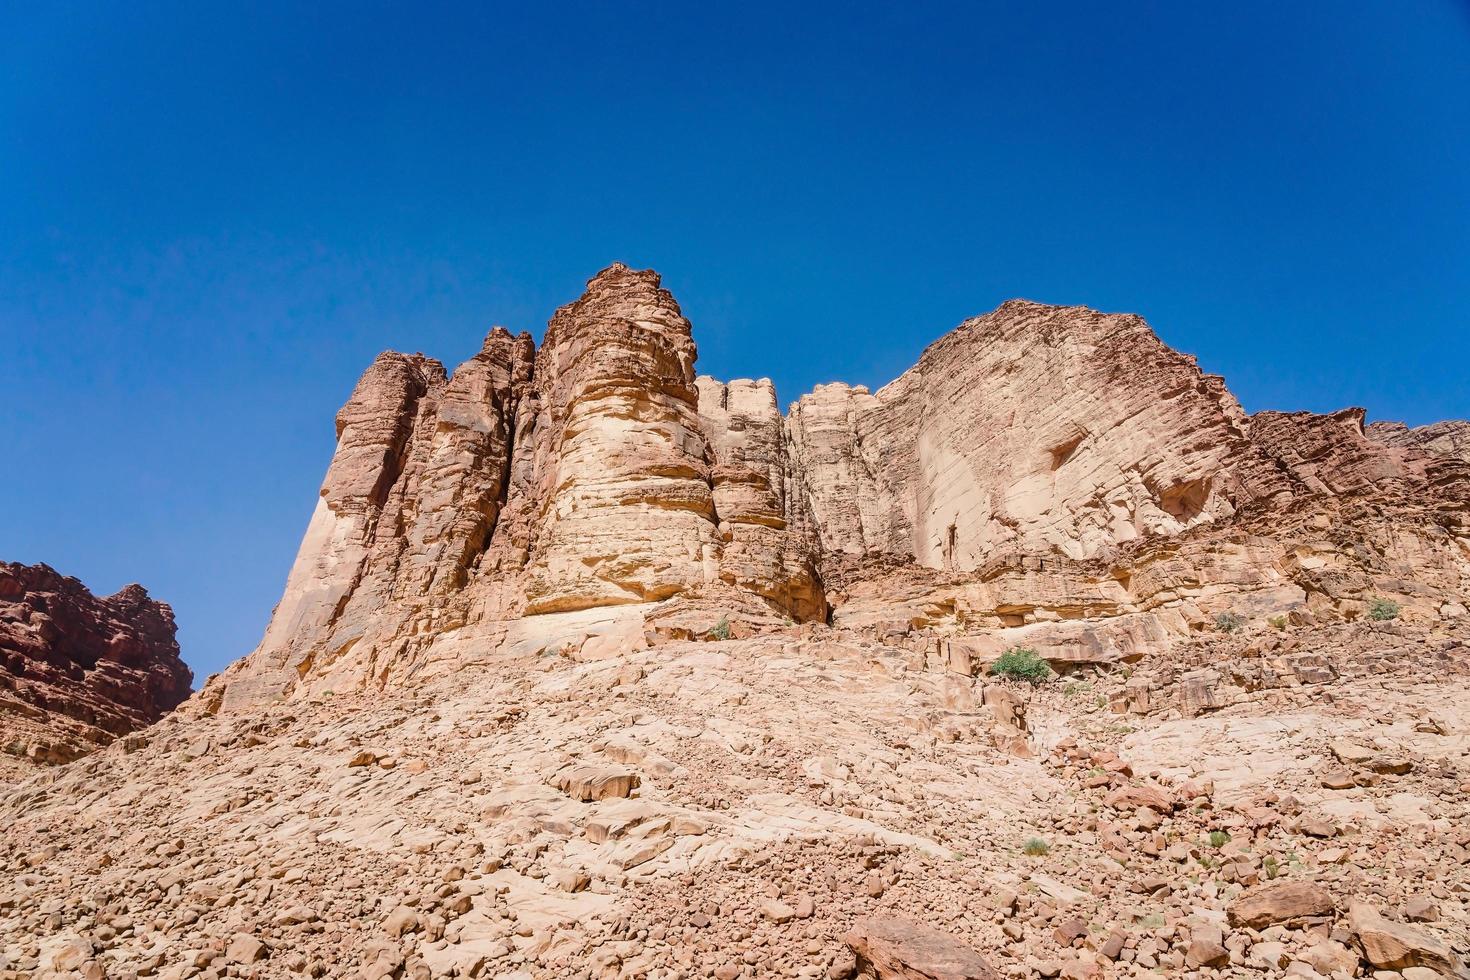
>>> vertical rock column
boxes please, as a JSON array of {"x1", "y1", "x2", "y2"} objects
[
  {"x1": 697, "y1": 376, "x2": 827, "y2": 621},
  {"x1": 398, "y1": 328, "x2": 536, "y2": 600},
  {"x1": 225, "y1": 352, "x2": 445, "y2": 709},
  {"x1": 521, "y1": 264, "x2": 722, "y2": 614}
]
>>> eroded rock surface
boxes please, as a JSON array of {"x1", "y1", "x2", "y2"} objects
[
  {"x1": 209, "y1": 265, "x2": 1470, "y2": 714},
  {"x1": 0, "y1": 562, "x2": 191, "y2": 778},
  {"x1": 5, "y1": 264, "x2": 1468, "y2": 978},
  {"x1": 1369, "y1": 419, "x2": 1470, "y2": 464}
]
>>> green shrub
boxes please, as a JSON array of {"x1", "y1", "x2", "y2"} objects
[
  {"x1": 1367, "y1": 597, "x2": 1400, "y2": 622},
  {"x1": 1207, "y1": 830, "x2": 1230, "y2": 849},
  {"x1": 1022, "y1": 837, "x2": 1050, "y2": 857},
  {"x1": 989, "y1": 647, "x2": 1050, "y2": 683},
  {"x1": 708, "y1": 616, "x2": 731, "y2": 640},
  {"x1": 1214, "y1": 612, "x2": 1245, "y2": 633},
  {"x1": 1268, "y1": 615, "x2": 1287, "y2": 630}
]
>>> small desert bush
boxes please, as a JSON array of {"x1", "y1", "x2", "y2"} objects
[
  {"x1": 1022, "y1": 837, "x2": 1050, "y2": 857},
  {"x1": 1367, "y1": 597, "x2": 1400, "y2": 622},
  {"x1": 708, "y1": 616, "x2": 731, "y2": 640},
  {"x1": 1214, "y1": 612, "x2": 1246, "y2": 633},
  {"x1": 1207, "y1": 830, "x2": 1230, "y2": 849},
  {"x1": 1268, "y1": 615, "x2": 1288, "y2": 630},
  {"x1": 989, "y1": 647, "x2": 1050, "y2": 683}
]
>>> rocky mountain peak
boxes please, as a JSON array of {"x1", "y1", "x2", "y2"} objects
[
  {"x1": 0, "y1": 561, "x2": 191, "y2": 777},
  {"x1": 185, "y1": 265, "x2": 1470, "y2": 714},
  {"x1": 4, "y1": 265, "x2": 1468, "y2": 979}
]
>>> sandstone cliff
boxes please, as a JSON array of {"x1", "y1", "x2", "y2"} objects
[
  {"x1": 0, "y1": 562, "x2": 192, "y2": 776},
  {"x1": 5, "y1": 265, "x2": 1470, "y2": 980},
  {"x1": 209, "y1": 264, "x2": 1468, "y2": 711},
  {"x1": 1368, "y1": 418, "x2": 1470, "y2": 463},
  {"x1": 785, "y1": 300, "x2": 1290, "y2": 572}
]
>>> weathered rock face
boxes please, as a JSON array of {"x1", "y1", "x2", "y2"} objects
[
  {"x1": 697, "y1": 376, "x2": 825, "y2": 621},
  {"x1": 214, "y1": 264, "x2": 1469, "y2": 710},
  {"x1": 1251, "y1": 408, "x2": 1438, "y2": 497},
  {"x1": 785, "y1": 301, "x2": 1291, "y2": 572},
  {"x1": 220, "y1": 265, "x2": 827, "y2": 707},
  {"x1": 1368, "y1": 418, "x2": 1470, "y2": 463},
  {"x1": 0, "y1": 562, "x2": 191, "y2": 773},
  {"x1": 519, "y1": 265, "x2": 721, "y2": 614},
  {"x1": 5, "y1": 263, "x2": 1470, "y2": 979}
]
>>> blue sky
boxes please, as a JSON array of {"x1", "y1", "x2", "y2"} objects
[{"x1": 3, "y1": 2, "x2": 1467, "y2": 678}]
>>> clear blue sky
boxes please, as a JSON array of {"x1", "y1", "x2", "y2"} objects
[{"x1": 3, "y1": 3, "x2": 1467, "y2": 679}]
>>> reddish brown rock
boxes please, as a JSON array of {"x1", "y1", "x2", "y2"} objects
[
  {"x1": 1367, "y1": 418, "x2": 1470, "y2": 464},
  {"x1": 1348, "y1": 902, "x2": 1466, "y2": 976},
  {"x1": 0, "y1": 562, "x2": 191, "y2": 774},
  {"x1": 845, "y1": 917, "x2": 1001, "y2": 980},
  {"x1": 1227, "y1": 881, "x2": 1337, "y2": 929},
  {"x1": 1102, "y1": 784, "x2": 1174, "y2": 813}
]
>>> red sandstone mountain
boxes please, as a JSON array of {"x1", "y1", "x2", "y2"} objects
[
  {"x1": 0, "y1": 561, "x2": 192, "y2": 778},
  {"x1": 2, "y1": 266, "x2": 1467, "y2": 980}
]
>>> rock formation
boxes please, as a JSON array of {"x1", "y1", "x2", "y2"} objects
[
  {"x1": 4, "y1": 264, "x2": 1468, "y2": 980},
  {"x1": 204, "y1": 265, "x2": 1468, "y2": 712},
  {"x1": 0, "y1": 562, "x2": 191, "y2": 776},
  {"x1": 1368, "y1": 418, "x2": 1470, "y2": 464},
  {"x1": 785, "y1": 300, "x2": 1290, "y2": 570}
]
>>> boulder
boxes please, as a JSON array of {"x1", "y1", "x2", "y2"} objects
[
  {"x1": 1227, "y1": 881, "x2": 1336, "y2": 929},
  {"x1": 550, "y1": 764, "x2": 641, "y2": 802},
  {"x1": 845, "y1": 917, "x2": 1000, "y2": 980},
  {"x1": 1348, "y1": 903, "x2": 1465, "y2": 976}
]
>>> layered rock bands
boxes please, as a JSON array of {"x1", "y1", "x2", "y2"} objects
[
  {"x1": 212, "y1": 264, "x2": 1470, "y2": 708},
  {"x1": 0, "y1": 562, "x2": 192, "y2": 770}
]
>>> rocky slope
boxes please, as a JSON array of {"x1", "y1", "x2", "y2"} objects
[
  {"x1": 2, "y1": 264, "x2": 1468, "y2": 980},
  {"x1": 0, "y1": 562, "x2": 192, "y2": 779}
]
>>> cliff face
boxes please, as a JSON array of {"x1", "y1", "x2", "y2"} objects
[
  {"x1": 783, "y1": 301, "x2": 1292, "y2": 573},
  {"x1": 7, "y1": 265, "x2": 1470, "y2": 980},
  {"x1": 1367, "y1": 418, "x2": 1470, "y2": 464},
  {"x1": 212, "y1": 264, "x2": 1470, "y2": 709},
  {"x1": 0, "y1": 562, "x2": 192, "y2": 772}
]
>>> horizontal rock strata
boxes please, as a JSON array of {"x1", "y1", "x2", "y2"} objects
[
  {"x1": 210, "y1": 264, "x2": 1469, "y2": 710},
  {"x1": 0, "y1": 562, "x2": 191, "y2": 774}
]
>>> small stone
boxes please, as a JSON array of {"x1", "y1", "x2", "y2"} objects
[
  {"x1": 1403, "y1": 897, "x2": 1439, "y2": 923},
  {"x1": 762, "y1": 899, "x2": 796, "y2": 923},
  {"x1": 1186, "y1": 925, "x2": 1228, "y2": 968}
]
